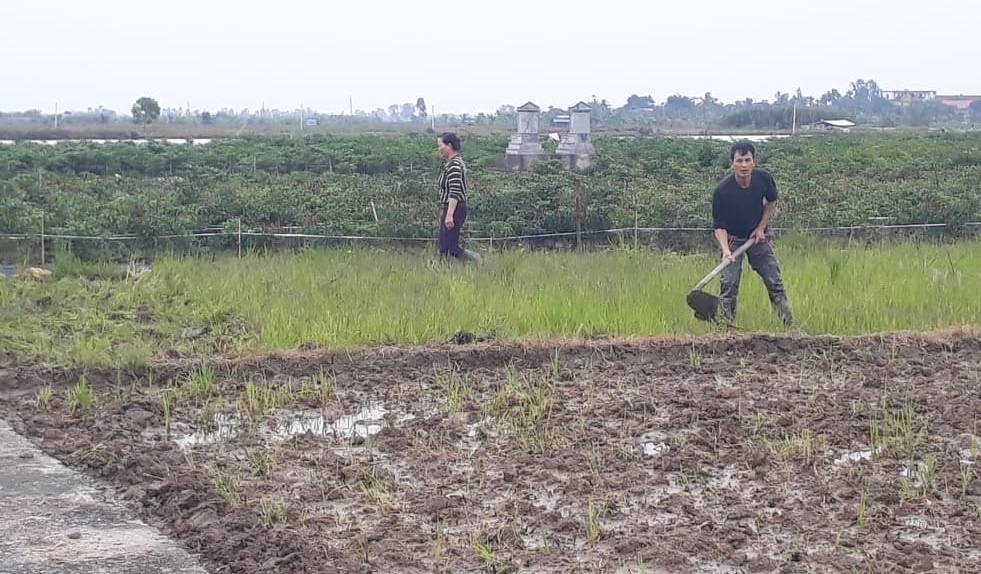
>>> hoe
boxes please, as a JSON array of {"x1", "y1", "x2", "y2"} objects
[{"x1": 686, "y1": 238, "x2": 756, "y2": 322}]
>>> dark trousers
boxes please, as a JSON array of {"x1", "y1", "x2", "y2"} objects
[
  {"x1": 438, "y1": 202, "x2": 468, "y2": 259},
  {"x1": 720, "y1": 236, "x2": 793, "y2": 325}
]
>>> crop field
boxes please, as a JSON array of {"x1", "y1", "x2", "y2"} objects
[
  {"x1": 2, "y1": 238, "x2": 981, "y2": 573},
  {"x1": 2, "y1": 132, "x2": 981, "y2": 573}
]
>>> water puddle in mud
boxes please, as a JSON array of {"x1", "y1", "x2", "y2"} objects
[
  {"x1": 173, "y1": 405, "x2": 410, "y2": 447},
  {"x1": 642, "y1": 442, "x2": 670, "y2": 456},
  {"x1": 834, "y1": 448, "x2": 877, "y2": 465},
  {"x1": 959, "y1": 447, "x2": 977, "y2": 465},
  {"x1": 173, "y1": 413, "x2": 241, "y2": 448},
  {"x1": 271, "y1": 405, "x2": 405, "y2": 439}
]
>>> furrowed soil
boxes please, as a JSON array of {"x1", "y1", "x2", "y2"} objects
[{"x1": 1, "y1": 331, "x2": 980, "y2": 573}]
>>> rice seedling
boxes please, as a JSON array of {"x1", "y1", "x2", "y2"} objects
[
  {"x1": 918, "y1": 455, "x2": 937, "y2": 495},
  {"x1": 162, "y1": 390, "x2": 174, "y2": 438},
  {"x1": 182, "y1": 362, "x2": 217, "y2": 403},
  {"x1": 688, "y1": 344, "x2": 701, "y2": 369},
  {"x1": 314, "y1": 370, "x2": 335, "y2": 406},
  {"x1": 585, "y1": 498, "x2": 604, "y2": 542},
  {"x1": 764, "y1": 429, "x2": 827, "y2": 466},
  {"x1": 238, "y1": 379, "x2": 290, "y2": 420},
  {"x1": 856, "y1": 491, "x2": 868, "y2": 529},
  {"x1": 869, "y1": 399, "x2": 927, "y2": 458},
  {"x1": 961, "y1": 464, "x2": 974, "y2": 496},
  {"x1": 258, "y1": 498, "x2": 288, "y2": 528},
  {"x1": 432, "y1": 364, "x2": 471, "y2": 414},
  {"x1": 493, "y1": 369, "x2": 561, "y2": 454},
  {"x1": 34, "y1": 385, "x2": 53, "y2": 410},
  {"x1": 470, "y1": 533, "x2": 496, "y2": 569},
  {"x1": 67, "y1": 375, "x2": 95, "y2": 411},
  {"x1": 211, "y1": 472, "x2": 241, "y2": 508}
]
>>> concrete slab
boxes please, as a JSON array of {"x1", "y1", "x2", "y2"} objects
[{"x1": 0, "y1": 418, "x2": 208, "y2": 574}]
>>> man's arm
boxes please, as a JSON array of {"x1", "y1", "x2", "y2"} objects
[
  {"x1": 712, "y1": 187, "x2": 732, "y2": 261},
  {"x1": 751, "y1": 201, "x2": 775, "y2": 241},
  {"x1": 714, "y1": 228, "x2": 733, "y2": 262},
  {"x1": 751, "y1": 171, "x2": 778, "y2": 240}
]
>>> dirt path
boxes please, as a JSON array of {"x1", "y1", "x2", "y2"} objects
[{"x1": 1, "y1": 331, "x2": 980, "y2": 573}]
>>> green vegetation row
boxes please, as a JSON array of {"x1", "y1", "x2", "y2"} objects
[
  {"x1": 2, "y1": 237, "x2": 978, "y2": 366},
  {"x1": 2, "y1": 133, "x2": 980, "y2": 253}
]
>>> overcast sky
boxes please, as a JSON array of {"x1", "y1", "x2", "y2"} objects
[{"x1": 4, "y1": 0, "x2": 979, "y2": 115}]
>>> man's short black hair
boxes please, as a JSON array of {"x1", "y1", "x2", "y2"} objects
[{"x1": 730, "y1": 139, "x2": 756, "y2": 161}]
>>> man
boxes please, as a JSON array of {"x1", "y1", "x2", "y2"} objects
[{"x1": 711, "y1": 140, "x2": 794, "y2": 327}]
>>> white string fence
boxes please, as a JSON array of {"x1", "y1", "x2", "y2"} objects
[{"x1": 3, "y1": 221, "x2": 979, "y2": 244}]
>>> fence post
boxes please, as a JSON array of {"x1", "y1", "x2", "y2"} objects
[
  {"x1": 40, "y1": 215, "x2": 45, "y2": 267},
  {"x1": 634, "y1": 209, "x2": 639, "y2": 250},
  {"x1": 237, "y1": 217, "x2": 242, "y2": 258},
  {"x1": 574, "y1": 179, "x2": 583, "y2": 251},
  {"x1": 630, "y1": 181, "x2": 639, "y2": 250}
]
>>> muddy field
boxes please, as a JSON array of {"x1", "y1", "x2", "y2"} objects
[{"x1": 1, "y1": 331, "x2": 980, "y2": 573}]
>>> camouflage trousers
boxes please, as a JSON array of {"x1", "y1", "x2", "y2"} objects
[{"x1": 719, "y1": 237, "x2": 794, "y2": 327}]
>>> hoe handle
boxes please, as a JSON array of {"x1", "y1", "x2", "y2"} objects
[{"x1": 691, "y1": 237, "x2": 757, "y2": 291}]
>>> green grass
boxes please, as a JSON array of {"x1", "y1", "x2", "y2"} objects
[{"x1": 1, "y1": 236, "x2": 979, "y2": 365}]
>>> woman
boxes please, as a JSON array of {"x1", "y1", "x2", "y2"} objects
[{"x1": 436, "y1": 132, "x2": 479, "y2": 262}]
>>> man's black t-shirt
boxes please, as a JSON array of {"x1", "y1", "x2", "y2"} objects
[{"x1": 712, "y1": 168, "x2": 778, "y2": 238}]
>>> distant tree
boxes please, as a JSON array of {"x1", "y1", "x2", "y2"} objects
[
  {"x1": 699, "y1": 92, "x2": 720, "y2": 108},
  {"x1": 820, "y1": 89, "x2": 842, "y2": 106},
  {"x1": 200, "y1": 111, "x2": 213, "y2": 124},
  {"x1": 846, "y1": 78, "x2": 882, "y2": 103},
  {"x1": 625, "y1": 94, "x2": 654, "y2": 110},
  {"x1": 399, "y1": 103, "x2": 415, "y2": 121},
  {"x1": 589, "y1": 98, "x2": 612, "y2": 122},
  {"x1": 844, "y1": 78, "x2": 889, "y2": 114},
  {"x1": 131, "y1": 96, "x2": 161, "y2": 135},
  {"x1": 906, "y1": 101, "x2": 955, "y2": 126},
  {"x1": 664, "y1": 94, "x2": 696, "y2": 111},
  {"x1": 969, "y1": 99, "x2": 981, "y2": 119},
  {"x1": 415, "y1": 97, "x2": 427, "y2": 119}
]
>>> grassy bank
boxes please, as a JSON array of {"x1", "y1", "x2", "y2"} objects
[{"x1": 2, "y1": 237, "x2": 979, "y2": 366}]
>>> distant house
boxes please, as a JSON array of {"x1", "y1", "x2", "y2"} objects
[
  {"x1": 936, "y1": 95, "x2": 981, "y2": 110},
  {"x1": 881, "y1": 89, "x2": 936, "y2": 105},
  {"x1": 811, "y1": 119, "x2": 856, "y2": 132},
  {"x1": 305, "y1": 118, "x2": 320, "y2": 127},
  {"x1": 551, "y1": 114, "x2": 570, "y2": 127}
]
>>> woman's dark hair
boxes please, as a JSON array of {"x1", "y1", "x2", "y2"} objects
[{"x1": 439, "y1": 132, "x2": 462, "y2": 152}]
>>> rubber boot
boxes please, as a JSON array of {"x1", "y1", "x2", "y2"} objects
[
  {"x1": 719, "y1": 298, "x2": 737, "y2": 324},
  {"x1": 773, "y1": 297, "x2": 794, "y2": 328}
]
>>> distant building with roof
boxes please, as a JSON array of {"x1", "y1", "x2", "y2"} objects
[
  {"x1": 809, "y1": 119, "x2": 856, "y2": 132},
  {"x1": 936, "y1": 95, "x2": 981, "y2": 110},
  {"x1": 881, "y1": 89, "x2": 936, "y2": 105}
]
